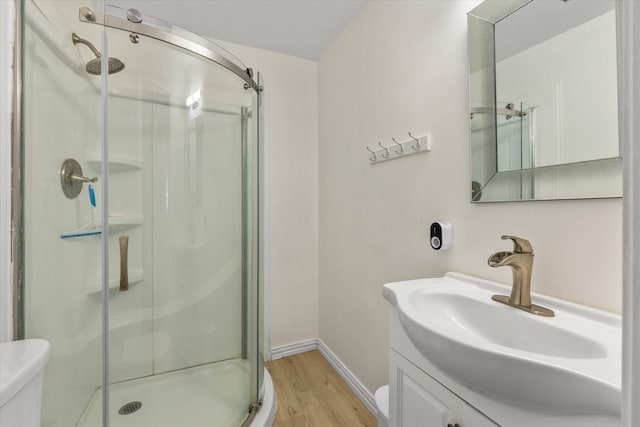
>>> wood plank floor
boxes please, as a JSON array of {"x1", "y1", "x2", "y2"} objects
[{"x1": 265, "y1": 350, "x2": 377, "y2": 427}]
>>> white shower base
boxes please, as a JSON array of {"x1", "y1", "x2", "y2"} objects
[{"x1": 77, "y1": 360, "x2": 274, "y2": 427}]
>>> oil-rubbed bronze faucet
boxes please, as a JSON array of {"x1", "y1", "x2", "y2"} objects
[{"x1": 488, "y1": 235, "x2": 554, "y2": 317}]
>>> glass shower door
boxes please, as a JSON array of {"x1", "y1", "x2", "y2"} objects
[
  {"x1": 99, "y1": 16, "x2": 259, "y2": 427},
  {"x1": 21, "y1": 1, "x2": 107, "y2": 426}
]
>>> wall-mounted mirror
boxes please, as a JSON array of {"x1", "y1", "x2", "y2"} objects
[{"x1": 468, "y1": 0, "x2": 622, "y2": 202}]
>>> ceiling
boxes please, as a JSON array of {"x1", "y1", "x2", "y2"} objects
[{"x1": 91, "y1": 0, "x2": 368, "y2": 60}]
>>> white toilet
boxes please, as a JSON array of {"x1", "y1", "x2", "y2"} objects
[
  {"x1": 375, "y1": 385, "x2": 389, "y2": 427},
  {"x1": 0, "y1": 339, "x2": 50, "y2": 427}
]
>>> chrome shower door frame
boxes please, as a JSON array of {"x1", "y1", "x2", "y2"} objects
[
  {"x1": 11, "y1": 0, "x2": 24, "y2": 342},
  {"x1": 77, "y1": 6, "x2": 260, "y2": 92}
]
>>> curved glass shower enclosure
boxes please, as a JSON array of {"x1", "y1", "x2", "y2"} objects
[{"x1": 19, "y1": 1, "x2": 264, "y2": 426}]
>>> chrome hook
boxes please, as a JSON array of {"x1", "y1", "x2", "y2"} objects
[
  {"x1": 392, "y1": 137, "x2": 404, "y2": 155},
  {"x1": 408, "y1": 132, "x2": 420, "y2": 151},
  {"x1": 378, "y1": 142, "x2": 390, "y2": 158},
  {"x1": 366, "y1": 146, "x2": 378, "y2": 161}
]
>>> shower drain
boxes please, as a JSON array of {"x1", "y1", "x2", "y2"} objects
[{"x1": 118, "y1": 401, "x2": 142, "y2": 415}]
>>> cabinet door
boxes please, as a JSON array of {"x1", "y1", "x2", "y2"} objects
[{"x1": 389, "y1": 350, "x2": 498, "y2": 427}]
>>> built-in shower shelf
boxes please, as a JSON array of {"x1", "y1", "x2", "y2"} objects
[
  {"x1": 104, "y1": 215, "x2": 144, "y2": 230},
  {"x1": 60, "y1": 215, "x2": 143, "y2": 239},
  {"x1": 86, "y1": 269, "x2": 144, "y2": 295},
  {"x1": 86, "y1": 152, "x2": 143, "y2": 171}
]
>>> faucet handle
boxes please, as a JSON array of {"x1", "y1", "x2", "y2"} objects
[{"x1": 501, "y1": 235, "x2": 533, "y2": 254}]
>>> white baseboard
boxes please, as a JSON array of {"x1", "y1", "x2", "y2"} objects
[
  {"x1": 270, "y1": 338, "x2": 318, "y2": 360},
  {"x1": 316, "y1": 339, "x2": 377, "y2": 415},
  {"x1": 269, "y1": 338, "x2": 377, "y2": 416}
]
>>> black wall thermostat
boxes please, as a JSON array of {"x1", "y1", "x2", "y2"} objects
[{"x1": 430, "y1": 221, "x2": 453, "y2": 250}]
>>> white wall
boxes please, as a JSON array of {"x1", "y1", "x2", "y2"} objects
[
  {"x1": 318, "y1": 0, "x2": 622, "y2": 395},
  {"x1": 0, "y1": 0, "x2": 15, "y2": 345},
  {"x1": 215, "y1": 40, "x2": 320, "y2": 349}
]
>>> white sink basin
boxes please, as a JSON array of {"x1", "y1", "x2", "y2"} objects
[{"x1": 383, "y1": 273, "x2": 621, "y2": 416}]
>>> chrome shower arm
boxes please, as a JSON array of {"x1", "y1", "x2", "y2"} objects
[{"x1": 71, "y1": 32, "x2": 101, "y2": 58}]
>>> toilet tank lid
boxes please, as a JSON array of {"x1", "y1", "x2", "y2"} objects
[{"x1": 0, "y1": 339, "x2": 50, "y2": 407}]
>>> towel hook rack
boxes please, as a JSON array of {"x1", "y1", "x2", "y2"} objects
[{"x1": 365, "y1": 132, "x2": 430, "y2": 164}]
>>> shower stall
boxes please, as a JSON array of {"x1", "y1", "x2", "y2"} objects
[{"x1": 15, "y1": 0, "x2": 270, "y2": 426}]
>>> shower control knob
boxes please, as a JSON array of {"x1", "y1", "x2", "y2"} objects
[{"x1": 60, "y1": 158, "x2": 98, "y2": 199}]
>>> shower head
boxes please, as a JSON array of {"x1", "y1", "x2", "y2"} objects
[
  {"x1": 71, "y1": 32, "x2": 125, "y2": 75},
  {"x1": 85, "y1": 56, "x2": 125, "y2": 75}
]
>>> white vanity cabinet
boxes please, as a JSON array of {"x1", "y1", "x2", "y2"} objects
[{"x1": 389, "y1": 350, "x2": 498, "y2": 427}]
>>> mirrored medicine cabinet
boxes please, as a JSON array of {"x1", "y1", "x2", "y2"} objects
[{"x1": 468, "y1": 0, "x2": 622, "y2": 202}]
